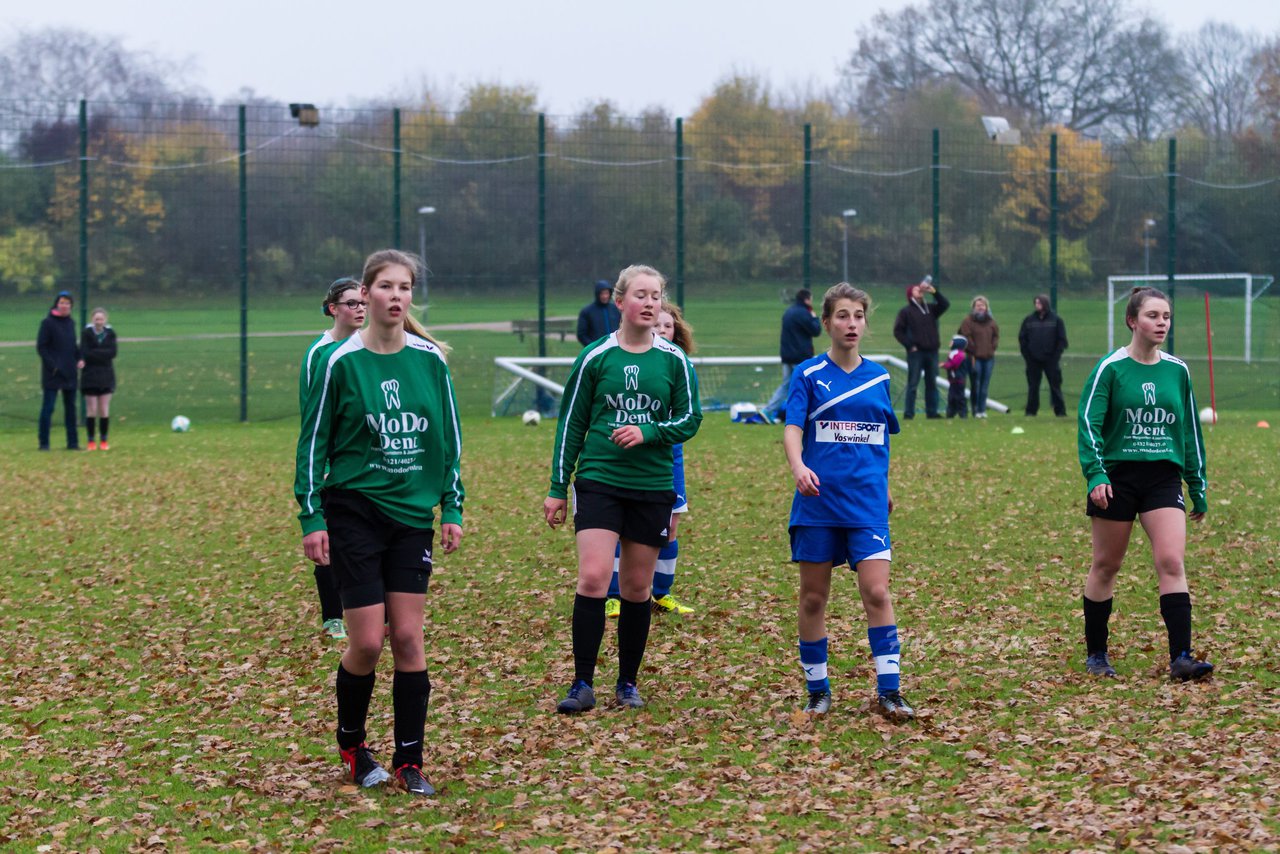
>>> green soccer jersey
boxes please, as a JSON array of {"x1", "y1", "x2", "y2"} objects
[
  {"x1": 296, "y1": 331, "x2": 464, "y2": 535},
  {"x1": 299, "y1": 330, "x2": 336, "y2": 411},
  {"x1": 1077, "y1": 348, "x2": 1207, "y2": 513},
  {"x1": 549, "y1": 332, "x2": 702, "y2": 499}
]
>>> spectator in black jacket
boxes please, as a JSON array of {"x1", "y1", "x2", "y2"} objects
[
  {"x1": 763, "y1": 288, "x2": 822, "y2": 419},
  {"x1": 1018, "y1": 294, "x2": 1069, "y2": 416},
  {"x1": 576, "y1": 280, "x2": 622, "y2": 347},
  {"x1": 36, "y1": 290, "x2": 82, "y2": 451},
  {"x1": 892, "y1": 276, "x2": 950, "y2": 419},
  {"x1": 81, "y1": 307, "x2": 119, "y2": 450}
]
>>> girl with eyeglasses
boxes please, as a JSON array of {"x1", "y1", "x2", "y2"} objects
[{"x1": 299, "y1": 278, "x2": 368, "y2": 642}]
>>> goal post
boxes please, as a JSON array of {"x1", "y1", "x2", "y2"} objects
[
  {"x1": 492, "y1": 354, "x2": 1009, "y2": 416},
  {"x1": 1106, "y1": 273, "x2": 1274, "y2": 363}
]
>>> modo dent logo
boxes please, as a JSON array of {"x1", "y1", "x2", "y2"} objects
[
  {"x1": 624, "y1": 364, "x2": 640, "y2": 391},
  {"x1": 381, "y1": 379, "x2": 401, "y2": 410},
  {"x1": 1142, "y1": 382, "x2": 1157, "y2": 406}
]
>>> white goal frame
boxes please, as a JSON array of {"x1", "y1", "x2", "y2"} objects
[
  {"x1": 1106, "y1": 273, "x2": 1274, "y2": 362},
  {"x1": 493, "y1": 354, "x2": 1009, "y2": 415}
]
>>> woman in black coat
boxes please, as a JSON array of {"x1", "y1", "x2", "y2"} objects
[{"x1": 80, "y1": 307, "x2": 118, "y2": 450}]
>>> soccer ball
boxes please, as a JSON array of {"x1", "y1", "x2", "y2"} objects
[
  {"x1": 171, "y1": 415, "x2": 192, "y2": 433},
  {"x1": 1198, "y1": 407, "x2": 1217, "y2": 425},
  {"x1": 521, "y1": 409, "x2": 541, "y2": 427}
]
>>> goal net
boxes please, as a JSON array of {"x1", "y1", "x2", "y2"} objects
[
  {"x1": 1106, "y1": 274, "x2": 1275, "y2": 363},
  {"x1": 492, "y1": 354, "x2": 1011, "y2": 416}
]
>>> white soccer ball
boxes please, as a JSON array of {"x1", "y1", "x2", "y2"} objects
[
  {"x1": 1199, "y1": 406, "x2": 1217, "y2": 425},
  {"x1": 171, "y1": 415, "x2": 192, "y2": 433},
  {"x1": 521, "y1": 409, "x2": 541, "y2": 427}
]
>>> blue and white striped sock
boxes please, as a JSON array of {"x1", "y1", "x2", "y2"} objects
[
  {"x1": 651, "y1": 539, "x2": 678, "y2": 599},
  {"x1": 608, "y1": 543, "x2": 621, "y2": 598},
  {"x1": 868, "y1": 624, "x2": 901, "y2": 695},
  {"x1": 799, "y1": 636, "x2": 829, "y2": 693}
]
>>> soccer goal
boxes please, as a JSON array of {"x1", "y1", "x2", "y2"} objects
[
  {"x1": 492, "y1": 355, "x2": 1009, "y2": 416},
  {"x1": 1106, "y1": 274, "x2": 1275, "y2": 363}
]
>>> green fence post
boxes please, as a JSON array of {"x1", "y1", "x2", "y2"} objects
[
  {"x1": 538, "y1": 113, "x2": 547, "y2": 359},
  {"x1": 78, "y1": 100, "x2": 88, "y2": 329},
  {"x1": 239, "y1": 105, "x2": 249, "y2": 423},
  {"x1": 675, "y1": 117, "x2": 685, "y2": 310},
  {"x1": 931, "y1": 128, "x2": 940, "y2": 284},
  {"x1": 1167, "y1": 137, "x2": 1177, "y2": 354},
  {"x1": 803, "y1": 123, "x2": 811, "y2": 289},
  {"x1": 1049, "y1": 133, "x2": 1059, "y2": 311},
  {"x1": 393, "y1": 108, "x2": 402, "y2": 249}
]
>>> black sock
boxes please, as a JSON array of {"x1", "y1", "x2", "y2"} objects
[
  {"x1": 85, "y1": 417, "x2": 96, "y2": 441},
  {"x1": 391, "y1": 669, "x2": 430, "y2": 769},
  {"x1": 314, "y1": 564, "x2": 343, "y2": 622},
  {"x1": 99, "y1": 416, "x2": 109, "y2": 441},
  {"x1": 1159, "y1": 592, "x2": 1193, "y2": 661},
  {"x1": 617, "y1": 596, "x2": 652, "y2": 686},
  {"x1": 1083, "y1": 595, "x2": 1113, "y2": 656},
  {"x1": 572, "y1": 594, "x2": 606, "y2": 686},
  {"x1": 335, "y1": 663, "x2": 375, "y2": 750}
]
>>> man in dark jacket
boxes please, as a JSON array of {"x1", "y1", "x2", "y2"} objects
[
  {"x1": 576, "y1": 280, "x2": 622, "y2": 347},
  {"x1": 1018, "y1": 294, "x2": 1069, "y2": 416},
  {"x1": 763, "y1": 288, "x2": 822, "y2": 418},
  {"x1": 892, "y1": 276, "x2": 950, "y2": 419},
  {"x1": 36, "y1": 290, "x2": 82, "y2": 450}
]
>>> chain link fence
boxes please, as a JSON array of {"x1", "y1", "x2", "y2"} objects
[{"x1": 1, "y1": 99, "x2": 1275, "y2": 424}]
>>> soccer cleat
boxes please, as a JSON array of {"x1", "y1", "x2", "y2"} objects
[
  {"x1": 86, "y1": 441, "x2": 98, "y2": 451},
  {"x1": 877, "y1": 690, "x2": 915, "y2": 722},
  {"x1": 394, "y1": 764, "x2": 436, "y2": 797},
  {"x1": 803, "y1": 690, "x2": 832, "y2": 715},
  {"x1": 322, "y1": 618, "x2": 347, "y2": 641},
  {"x1": 615, "y1": 682, "x2": 645, "y2": 709},
  {"x1": 1170, "y1": 652, "x2": 1214, "y2": 682},
  {"x1": 556, "y1": 680, "x2": 596, "y2": 714},
  {"x1": 651, "y1": 594, "x2": 694, "y2": 615},
  {"x1": 605, "y1": 597, "x2": 621, "y2": 619},
  {"x1": 1086, "y1": 652, "x2": 1117, "y2": 677},
  {"x1": 339, "y1": 743, "x2": 391, "y2": 788},
  {"x1": 98, "y1": 441, "x2": 110, "y2": 451}
]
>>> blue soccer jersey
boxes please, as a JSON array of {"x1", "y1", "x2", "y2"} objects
[{"x1": 786, "y1": 355, "x2": 900, "y2": 529}]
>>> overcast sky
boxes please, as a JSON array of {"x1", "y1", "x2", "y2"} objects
[{"x1": 8, "y1": 0, "x2": 1280, "y2": 116}]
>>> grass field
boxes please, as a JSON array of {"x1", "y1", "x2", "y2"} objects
[
  {"x1": 2, "y1": 285, "x2": 1276, "y2": 430},
  {"x1": 2, "y1": 412, "x2": 1277, "y2": 850}
]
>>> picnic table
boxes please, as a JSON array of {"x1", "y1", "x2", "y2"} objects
[{"x1": 511, "y1": 317, "x2": 576, "y2": 342}]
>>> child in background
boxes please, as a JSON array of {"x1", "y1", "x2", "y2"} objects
[{"x1": 941, "y1": 334, "x2": 969, "y2": 419}]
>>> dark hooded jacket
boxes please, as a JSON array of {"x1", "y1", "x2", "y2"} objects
[
  {"x1": 80, "y1": 323, "x2": 118, "y2": 391},
  {"x1": 1018, "y1": 295, "x2": 1068, "y2": 363},
  {"x1": 778, "y1": 293, "x2": 822, "y2": 365},
  {"x1": 37, "y1": 292, "x2": 80, "y2": 391},
  {"x1": 576, "y1": 280, "x2": 622, "y2": 347},
  {"x1": 893, "y1": 284, "x2": 950, "y2": 352}
]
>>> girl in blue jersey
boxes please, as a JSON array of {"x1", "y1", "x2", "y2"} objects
[
  {"x1": 605, "y1": 301, "x2": 697, "y2": 617},
  {"x1": 783, "y1": 283, "x2": 913, "y2": 720}
]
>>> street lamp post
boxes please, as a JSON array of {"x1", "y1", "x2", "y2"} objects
[
  {"x1": 1143, "y1": 218, "x2": 1156, "y2": 278},
  {"x1": 841, "y1": 209, "x2": 857, "y2": 283},
  {"x1": 417, "y1": 205, "x2": 435, "y2": 323}
]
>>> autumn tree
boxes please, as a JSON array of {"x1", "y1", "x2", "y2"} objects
[
  {"x1": 997, "y1": 127, "x2": 1111, "y2": 240},
  {"x1": 1178, "y1": 22, "x2": 1264, "y2": 139}
]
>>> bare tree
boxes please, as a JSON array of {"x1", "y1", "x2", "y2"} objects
[
  {"x1": 1179, "y1": 22, "x2": 1262, "y2": 139},
  {"x1": 0, "y1": 27, "x2": 198, "y2": 123},
  {"x1": 842, "y1": 0, "x2": 1183, "y2": 134}
]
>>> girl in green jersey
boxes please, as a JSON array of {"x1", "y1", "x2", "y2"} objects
[
  {"x1": 297, "y1": 249, "x2": 463, "y2": 796},
  {"x1": 301, "y1": 278, "x2": 366, "y2": 642},
  {"x1": 1077, "y1": 287, "x2": 1213, "y2": 683},
  {"x1": 543, "y1": 265, "x2": 703, "y2": 714}
]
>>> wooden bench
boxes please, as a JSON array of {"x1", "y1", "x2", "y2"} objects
[{"x1": 512, "y1": 318, "x2": 576, "y2": 342}]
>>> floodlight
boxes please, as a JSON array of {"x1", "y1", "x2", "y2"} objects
[{"x1": 289, "y1": 103, "x2": 320, "y2": 127}]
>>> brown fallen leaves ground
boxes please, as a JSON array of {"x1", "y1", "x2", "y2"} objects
[{"x1": 0, "y1": 416, "x2": 1276, "y2": 851}]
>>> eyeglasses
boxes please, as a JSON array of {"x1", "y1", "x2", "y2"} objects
[{"x1": 335, "y1": 299, "x2": 367, "y2": 310}]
